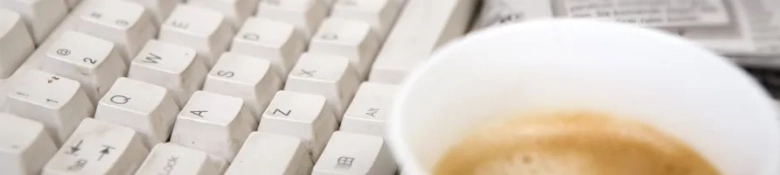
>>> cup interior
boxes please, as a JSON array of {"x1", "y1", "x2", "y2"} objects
[{"x1": 387, "y1": 20, "x2": 780, "y2": 175}]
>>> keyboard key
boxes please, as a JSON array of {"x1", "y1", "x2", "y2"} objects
[
  {"x1": 224, "y1": 132, "x2": 313, "y2": 175},
  {"x1": 309, "y1": 18, "x2": 380, "y2": 79},
  {"x1": 170, "y1": 91, "x2": 257, "y2": 161},
  {"x1": 40, "y1": 31, "x2": 128, "y2": 102},
  {"x1": 95, "y1": 78, "x2": 180, "y2": 148},
  {"x1": 231, "y1": 17, "x2": 305, "y2": 78},
  {"x1": 285, "y1": 53, "x2": 361, "y2": 118},
  {"x1": 369, "y1": 0, "x2": 476, "y2": 84},
  {"x1": 259, "y1": 91, "x2": 338, "y2": 161},
  {"x1": 0, "y1": 0, "x2": 68, "y2": 44},
  {"x1": 0, "y1": 9, "x2": 33, "y2": 78},
  {"x1": 256, "y1": 0, "x2": 328, "y2": 40},
  {"x1": 124, "y1": 0, "x2": 176, "y2": 24},
  {"x1": 77, "y1": 0, "x2": 158, "y2": 60},
  {"x1": 43, "y1": 118, "x2": 149, "y2": 175},
  {"x1": 340, "y1": 82, "x2": 398, "y2": 136},
  {"x1": 0, "y1": 113, "x2": 57, "y2": 175},
  {"x1": 7, "y1": 70, "x2": 94, "y2": 146},
  {"x1": 190, "y1": 0, "x2": 258, "y2": 28},
  {"x1": 135, "y1": 143, "x2": 228, "y2": 175},
  {"x1": 203, "y1": 52, "x2": 282, "y2": 120},
  {"x1": 159, "y1": 5, "x2": 235, "y2": 67},
  {"x1": 128, "y1": 40, "x2": 208, "y2": 106},
  {"x1": 330, "y1": 0, "x2": 403, "y2": 40},
  {"x1": 313, "y1": 131, "x2": 396, "y2": 175}
]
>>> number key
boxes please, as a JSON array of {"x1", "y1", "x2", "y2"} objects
[
  {"x1": 76, "y1": 0, "x2": 157, "y2": 60},
  {"x1": 7, "y1": 70, "x2": 94, "y2": 146},
  {"x1": 41, "y1": 31, "x2": 128, "y2": 103},
  {"x1": 256, "y1": 0, "x2": 328, "y2": 40}
]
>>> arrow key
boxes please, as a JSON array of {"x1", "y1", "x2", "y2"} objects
[{"x1": 43, "y1": 118, "x2": 149, "y2": 175}]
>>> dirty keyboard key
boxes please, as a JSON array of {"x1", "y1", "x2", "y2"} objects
[
  {"x1": 255, "y1": 0, "x2": 328, "y2": 40},
  {"x1": 230, "y1": 17, "x2": 306, "y2": 79},
  {"x1": 76, "y1": 0, "x2": 157, "y2": 60},
  {"x1": 0, "y1": 9, "x2": 34, "y2": 78},
  {"x1": 0, "y1": 0, "x2": 68, "y2": 44},
  {"x1": 95, "y1": 77, "x2": 179, "y2": 148},
  {"x1": 259, "y1": 91, "x2": 338, "y2": 161},
  {"x1": 284, "y1": 53, "x2": 361, "y2": 119},
  {"x1": 312, "y1": 131, "x2": 396, "y2": 175},
  {"x1": 158, "y1": 5, "x2": 234, "y2": 68},
  {"x1": 42, "y1": 118, "x2": 149, "y2": 175},
  {"x1": 0, "y1": 113, "x2": 57, "y2": 175},
  {"x1": 7, "y1": 70, "x2": 94, "y2": 146},
  {"x1": 169, "y1": 91, "x2": 257, "y2": 162},
  {"x1": 134, "y1": 143, "x2": 228, "y2": 175},
  {"x1": 330, "y1": 0, "x2": 403, "y2": 40},
  {"x1": 203, "y1": 52, "x2": 283, "y2": 120},
  {"x1": 340, "y1": 82, "x2": 398, "y2": 136},
  {"x1": 128, "y1": 40, "x2": 208, "y2": 107},
  {"x1": 308, "y1": 18, "x2": 380, "y2": 79},
  {"x1": 40, "y1": 31, "x2": 128, "y2": 103},
  {"x1": 224, "y1": 132, "x2": 313, "y2": 175}
]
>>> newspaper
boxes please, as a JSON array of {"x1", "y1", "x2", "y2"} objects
[
  {"x1": 473, "y1": 0, "x2": 780, "y2": 68},
  {"x1": 564, "y1": 0, "x2": 730, "y2": 27}
]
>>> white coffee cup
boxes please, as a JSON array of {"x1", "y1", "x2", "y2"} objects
[{"x1": 386, "y1": 19, "x2": 780, "y2": 175}]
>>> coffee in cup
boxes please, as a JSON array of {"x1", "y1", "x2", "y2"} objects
[{"x1": 432, "y1": 110, "x2": 720, "y2": 175}]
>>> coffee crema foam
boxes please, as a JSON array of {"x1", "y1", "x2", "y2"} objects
[{"x1": 432, "y1": 111, "x2": 720, "y2": 175}]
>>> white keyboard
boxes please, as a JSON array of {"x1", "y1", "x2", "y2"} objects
[
  {"x1": 1, "y1": 0, "x2": 778, "y2": 174},
  {"x1": 0, "y1": 0, "x2": 477, "y2": 174}
]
